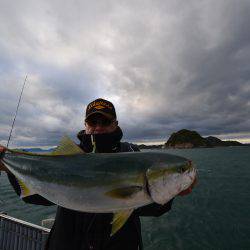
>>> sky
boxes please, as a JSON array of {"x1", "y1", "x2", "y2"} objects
[{"x1": 0, "y1": 0, "x2": 250, "y2": 147}]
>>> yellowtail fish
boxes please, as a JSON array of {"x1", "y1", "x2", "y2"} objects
[{"x1": 1, "y1": 136, "x2": 197, "y2": 235}]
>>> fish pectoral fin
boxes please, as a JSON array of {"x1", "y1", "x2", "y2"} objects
[
  {"x1": 110, "y1": 209, "x2": 134, "y2": 236},
  {"x1": 105, "y1": 186, "x2": 142, "y2": 199},
  {"x1": 16, "y1": 178, "x2": 36, "y2": 198},
  {"x1": 49, "y1": 135, "x2": 85, "y2": 156}
]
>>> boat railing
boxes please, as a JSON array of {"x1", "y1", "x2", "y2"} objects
[{"x1": 0, "y1": 213, "x2": 50, "y2": 250}]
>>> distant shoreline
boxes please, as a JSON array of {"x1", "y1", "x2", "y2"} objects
[
  {"x1": 137, "y1": 129, "x2": 249, "y2": 149},
  {"x1": 136, "y1": 144, "x2": 250, "y2": 150}
]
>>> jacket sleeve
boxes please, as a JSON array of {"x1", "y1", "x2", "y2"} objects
[
  {"x1": 135, "y1": 198, "x2": 174, "y2": 217},
  {"x1": 7, "y1": 172, "x2": 54, "y2": 206}
]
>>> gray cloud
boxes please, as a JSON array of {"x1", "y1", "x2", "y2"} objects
[{"x1": 0, "y1": 0, "x2": 250, "y2": 146}]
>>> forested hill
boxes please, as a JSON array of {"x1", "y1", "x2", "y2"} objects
[{"x1": 165, "y1": 129, "x2": 242, "y2": 148}]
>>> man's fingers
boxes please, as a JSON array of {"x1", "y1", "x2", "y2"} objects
[
  {"x1": 178, "y1": 177, "x2": 198, "y2": 196},
  {"x1": 178, "y1": 187, "x2": 192, "y2": 196},
  {"x1": 0, "y1": 146, "x2": 6, "y2": 153}
]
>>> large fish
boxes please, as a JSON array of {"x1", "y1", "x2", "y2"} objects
[{"x1": 1, "y1": 137, "x2": 197, "y2": 235}]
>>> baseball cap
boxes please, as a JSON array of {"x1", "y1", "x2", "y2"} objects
[{"x1": 85, "y1": 98, "x2": 116, "y2": 120}]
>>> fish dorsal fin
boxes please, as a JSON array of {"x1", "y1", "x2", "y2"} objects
[
  {"x1": 110, "y1": 209, "x2": 134, "y2": 236},
  {"x1": 50, "y1": 135, "x2": 85, "y2": 156}
]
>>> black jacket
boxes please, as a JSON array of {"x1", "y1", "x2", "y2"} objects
[{"x1": 7, "y1": 127, "x2": 174, "y2": 250}]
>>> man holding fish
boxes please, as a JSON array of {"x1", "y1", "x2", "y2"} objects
[{"x1": 0, "y1": 98, "x2": 196, "y2": 250}]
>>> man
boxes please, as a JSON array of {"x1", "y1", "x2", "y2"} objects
[{"x1": 0, "y1": 98, "x2": 195, "y2": 250}]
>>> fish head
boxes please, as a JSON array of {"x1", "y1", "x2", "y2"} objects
[{"x1": 146, "y1": 156, "x2": 197, "y2": 205}]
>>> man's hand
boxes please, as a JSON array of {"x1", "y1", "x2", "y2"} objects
[
  {"x1": 0, "y1": 146, "x2": 8, "y2": 172},
  {"x1": 178, "y1": 176, "x2": 197, "y2": 196}
]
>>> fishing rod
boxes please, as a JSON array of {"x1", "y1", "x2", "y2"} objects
[
  {"x1": 0, "y1": 75, "x2": 28, "y2": 201},
  {"x1": 6, "y1": 75, "x2": 28, "y2": 148}
]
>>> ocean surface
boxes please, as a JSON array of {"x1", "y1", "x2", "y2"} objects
[{"x1": 1, "y1": 146, "x2": 250, "y2": 249}]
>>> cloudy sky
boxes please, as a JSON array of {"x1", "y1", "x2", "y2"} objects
[{"x1": 0, "y1": 0, "x2": 250, "y2": 147}]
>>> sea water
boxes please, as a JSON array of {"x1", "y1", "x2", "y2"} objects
[{"x1": 0, "y1": 146, "x2": 250, "y2": 249}]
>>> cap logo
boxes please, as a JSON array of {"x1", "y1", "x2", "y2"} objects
[
  {"x1": 95, "y1": 105, "x2": 105, "y2": 109},
  {"x1": 88, "y1": 100, "x2": 112, "y2": 110}
]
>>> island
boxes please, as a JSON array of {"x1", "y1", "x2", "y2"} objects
[
  {"x1": 164, "y1": 129, "x2": 242, "y2": 149},
  {"x1": 136, "y1": 129, "x2": 244, "y2": 149}
]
